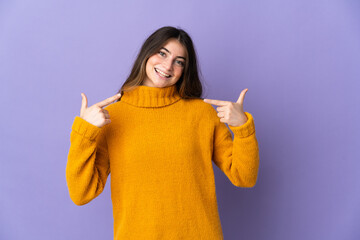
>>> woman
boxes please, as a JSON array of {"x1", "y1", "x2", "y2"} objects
[{"x1": 66, "y1": 26, "x2": 259, "y2": 240}]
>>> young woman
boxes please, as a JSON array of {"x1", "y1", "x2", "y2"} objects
[{"x1": 66, "y1": 26, "x2": 259, "y2": 240}]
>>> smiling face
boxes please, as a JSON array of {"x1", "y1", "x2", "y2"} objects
[{"x1": 143, "y1": 38, "x2": 187, "y2": 88}]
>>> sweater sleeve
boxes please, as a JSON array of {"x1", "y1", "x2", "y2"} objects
[
  {"x1": 212, "y1": 111, "x2": 260, "y2": 188},
  {"x1": 66, "y1": 116, "x2": 111, "y2": 205}
]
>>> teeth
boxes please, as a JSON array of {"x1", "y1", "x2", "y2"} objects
[{"x1": 155, "y1": 68, "x2": 170, "y2": 77}]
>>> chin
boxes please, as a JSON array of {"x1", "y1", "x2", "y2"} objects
[{"x1": 143, "y1": 74, "x2": 179, "y2": 87}]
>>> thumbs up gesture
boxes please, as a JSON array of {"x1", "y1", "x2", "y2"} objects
[
  {"x1": 80, "y1": 92, "x2": 121, "y2": 128},
  {"x1": 203, "y1": 88, "x2": 249, "y2": 127}
]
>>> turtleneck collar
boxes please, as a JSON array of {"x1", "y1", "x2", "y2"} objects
[{"x1": 120, "y1": 84, "x2": 182, "y2": 108}]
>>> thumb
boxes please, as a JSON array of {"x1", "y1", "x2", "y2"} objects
[
  {"x1": 236, "y1": 88, "x2": 248, "y2": 104},
  {"x1": 80, "y1": 93, "x2": 88, "y2": 115}
]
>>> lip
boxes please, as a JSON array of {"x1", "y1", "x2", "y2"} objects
[{"x1": 155, "y1": 68, "x2": 171, "y2": 77}]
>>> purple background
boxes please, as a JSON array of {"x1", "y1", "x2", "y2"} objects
[{"x1": 1, "y1": 0, "x2": 359, "y2": 239}]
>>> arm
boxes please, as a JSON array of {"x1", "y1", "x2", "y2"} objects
[
  {"x1": 66, "y1": 116, "x2": 110, "y2": 205},
  {"x1": 212, "y1": 112, "x2": 259, "y2": 188}
]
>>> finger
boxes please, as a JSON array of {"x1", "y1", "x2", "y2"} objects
[
  {"x1": 216, "y1": 106, "x2": 226, "y2": 112},
  {"x1": 80, "y1": 93, "x2": 88, "y2": 116},
  {"x1": 98, "y1": 109, "x2": 110, "y2": 119},
  {"x1": 96, "y1": 93, "x2": 122, "y2": 108},
  {"x1": 217, "y1": 112, "x2": 225, "y2": 118},
  {"x1": 236, "y1": 89, "x2": 248, "y2": 104},
  {"x1": 203, "y1": 98, "x2": 229, "y2": 106},
  {"x1": 103, "y1": 111, "x2": 110, "y2": 119}
]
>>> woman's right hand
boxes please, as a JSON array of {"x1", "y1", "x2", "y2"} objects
[{"x1": 80, "y1": 92, "x2": 121, "y2": 128}]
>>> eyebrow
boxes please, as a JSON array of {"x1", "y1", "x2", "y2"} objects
[{"x1": 161, "y1": 47, "x2": 186, "y2": 61}]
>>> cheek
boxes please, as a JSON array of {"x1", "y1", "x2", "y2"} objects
[
  {"x1": 146, "y1": 58, "x2": 156, "y2": 72},
  {"x1": 145, "y1": 63, "x2": 151, "y2": 74},
  {"x1": 146, "y1": 56, "x2": 158, "y2": 68},
  {"x1": 148, "y1": 55, "x2": 161, "y2": 65},
  {"x1": 175, "y1": 68, "x2": 184, "y2": 77}
]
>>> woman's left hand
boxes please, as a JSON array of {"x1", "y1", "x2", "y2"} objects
[{"x1": 203, "y1": 88, "x2": 249, "y2": 127}]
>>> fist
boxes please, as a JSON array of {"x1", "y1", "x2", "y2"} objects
[{"x1": 80, "y1": 92, "x2": 121, "y2": 128}]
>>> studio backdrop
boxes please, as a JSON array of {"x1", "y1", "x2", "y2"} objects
[{"x1": 0, "y1": 0, "x2": 359, "y2": 239}]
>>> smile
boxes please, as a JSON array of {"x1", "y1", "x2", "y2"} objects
[{"x1": 155, "y1": 68, "x2": 171, "y2": 78}]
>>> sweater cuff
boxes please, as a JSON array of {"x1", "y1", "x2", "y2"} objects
[
  {"x1": 228, "y1": 112, "x2": 255, "y2": 138},
  {"x1": 71, "y1": 116, "x2": 101, "y2": 141}
]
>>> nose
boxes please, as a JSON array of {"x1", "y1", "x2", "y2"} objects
[{"x1": 162, "y1": 58, "x2": 173, "y2": 71}]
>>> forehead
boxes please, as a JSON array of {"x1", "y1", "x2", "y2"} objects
[{"x1": 162, "y1": 39, "x2": 187, "y2": 58}]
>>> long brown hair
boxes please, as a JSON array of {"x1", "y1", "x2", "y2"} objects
[{"x1": 115, "y1": 26, "x2": 203, "y2": 101}]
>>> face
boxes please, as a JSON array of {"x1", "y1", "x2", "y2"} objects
[{"x1": 143, "y1": 38, "x2": 187, "y2": 88}]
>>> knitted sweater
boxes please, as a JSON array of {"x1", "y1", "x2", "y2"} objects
[{"x1": 66, "y1": 84, "x2": 260, "y2": 240}]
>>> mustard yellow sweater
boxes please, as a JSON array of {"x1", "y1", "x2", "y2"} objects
[{"x1": 66, "y1": 84, "x2": 259, "y2": 240}]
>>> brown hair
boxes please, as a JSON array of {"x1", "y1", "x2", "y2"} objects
[{"x1": 115, "y1": 26, "x2": 203, "y2": 101}]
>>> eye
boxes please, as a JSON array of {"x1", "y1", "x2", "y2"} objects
[
  {"x1": 158, "y1": 51, "x2": 166, "y2": 57},
  {"x1": 176, "y1": 60, "x2": 185, "y2": 67}
]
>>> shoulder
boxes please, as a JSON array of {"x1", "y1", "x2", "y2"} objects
[
  {"x1": 101, "y1": 100, "x2": 125, "y2": 123},
  {"x1": 182, "y1": 98, "x2": 219, "y2": 119},
  {"x1": 103, "y1": 100, "x2": 123, "y2": 113}
]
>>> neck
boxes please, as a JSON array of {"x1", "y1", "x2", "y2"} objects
[{"x1": 120, "y1": 84, "x2": 181, "y2": 108}]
